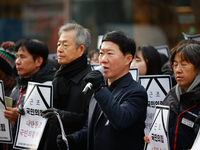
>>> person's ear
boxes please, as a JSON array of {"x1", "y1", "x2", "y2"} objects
[
  {"x1": 78, "y1": 45, "x2": 85, "y2": 56},
  {"x1": 35, "y1": 56, "x2": 43, "y2": 67},
  {"x1": 125, "y1": 54, "x2": 133, "y2": 65}
]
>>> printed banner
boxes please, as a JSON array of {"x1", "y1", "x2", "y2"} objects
[
  {"x1": 0, "y1": 80, "x2": 13, "y2": 144},
  {"x1": 13, "y1": 81, "x2": 53, "y2": 150},
  {"x1": 138, "y1": 75, "x2": 172, "y2": 135},
  {"x1": 144, "y1": 105, "x2": 170, "y2": 150}
]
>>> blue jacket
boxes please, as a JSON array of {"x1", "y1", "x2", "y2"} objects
[
  {"x1": 72, "y1": 72, "x2": 148, "y2": 150},
  {"x1": 163, "y1": 85, "x2": 200, "y2": 150}
]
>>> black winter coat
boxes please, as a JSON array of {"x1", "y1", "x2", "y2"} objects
[
  {"x1": 38, "y1": 65, "x2": 93, "y2": 150},
  {"x1": 163, "y1": 84, "x2": 200, "y2": 150}
]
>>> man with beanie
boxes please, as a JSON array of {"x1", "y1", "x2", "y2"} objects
[
  {"x1": 56, "y1": 31, "x2": 148, "y2": 150},
  {"x1": 0, "y1": 41, "x2": 16, "y2": 96},
  {"x1": 3, "y1": 39, "x2": 56, "y2": 150},
  {"x1": 38, "y1": 22, "x2": 93, "y2": 150}
]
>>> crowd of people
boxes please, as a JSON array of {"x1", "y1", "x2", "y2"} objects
[{"x1": 1, "y1": 22, "x2": 200, "y2": 150}]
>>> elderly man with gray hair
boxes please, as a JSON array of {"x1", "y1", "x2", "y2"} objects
[{"x1": 39, "y1": 22, "x2": 93, "y2": 150}]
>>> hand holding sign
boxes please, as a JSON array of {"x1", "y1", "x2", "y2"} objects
[
  {"x1": 0, "y1": 80, "x2": 13, "y2": 144},
  {"x1": 144, "y1": 105, "x2": 170, "y2": 150},
  {"x1": 13, "y1": 81, "x2": 53, "y2": 150}
]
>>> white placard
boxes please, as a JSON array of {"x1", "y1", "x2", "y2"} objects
[
  {"x1": 0, "y1": 80, "x2": 13, "y2": 144},
  {"x1": 144, "y1": 105, "x2": 170, "y2": 150},
  {"x1": 13, "y1": 81, "x2": 53, "y2": 150},
  {"x1": 155, "y1": 45, "x2": 170, "y2": 58},
  {"x1": 48, "y1": 53, "x2": 57, "y2": 60},
  {"x1": 91, "y1": 63, "x2": 100, "y2": 70},
  {"x1": 182, "y1": 32, "x2": 200, "y2": 40},
  {"x1": 191, "y1": 128, "x2": 200, "y2": 150},
  {"x1": 97, "y1": 35, "x2": 103, "y2": 49},
  {"x1": 129, "y1": 67, "x2": 139, "y2": 82},
  {"x1": 139, "y1": 75, "x2": 172, "y2": 135}
]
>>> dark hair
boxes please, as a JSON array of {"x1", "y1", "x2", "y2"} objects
[
  {"x1": 15, "y1": 39, "x2": 49, "y2": 68},
  {"x1": 170, "y1": 42, "x2": 200, "y2": 70},
  {"x1": 88, "y1": 49, "x2": 99, "y2": 59},
  {"x1": 137, "y1": 45, "x2": 162, "y2": 75},
  {"x1": 0, "y1": 69, "x2": 15, "y2": 92},
  {"x1": 101, "y1": 31, "x2": 136, "y2": 57}
]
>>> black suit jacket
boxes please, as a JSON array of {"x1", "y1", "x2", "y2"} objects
[{"x1": 72, "y1": 72, "x2": 148, "y2": 150}]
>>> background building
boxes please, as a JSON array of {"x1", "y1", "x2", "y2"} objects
[{"x1": 0, "y1": 0, "x2": 199, "y2": 53}]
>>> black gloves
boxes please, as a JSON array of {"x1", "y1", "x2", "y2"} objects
[
  {"x1": 84, "y1": 70, "x2": 105, "y2": 92},
  {"x1": 42, "y1": 108, "x2": 60, "y2": 123},
  {"x1": 17, "y1": 104, "x2": 25, "y2": 115},
  {"x1": 57, "y1": 134, "x2": 75, "y2": 150}
]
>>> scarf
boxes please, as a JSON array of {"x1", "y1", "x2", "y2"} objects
[
  {"x1": 53, "y1": 55, "x2": 87, "y2": 109},
  {"x1": 176, "y1": 73, "x2": 200, "y2": 101}
]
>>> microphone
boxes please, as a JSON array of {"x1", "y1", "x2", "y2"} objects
[{"x1": 82, "y1": 66, "x2": 104, "y2": 94}]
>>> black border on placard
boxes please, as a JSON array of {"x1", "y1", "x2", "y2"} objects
[
  {"x1": 0, "y1": 80, "x2": 13, "y2": 144},
  {"x1": 129, "y1": 67, "x2": 139, "y2": 82},
  {"x1": 91, "y1": 63, "x2": 100, "y2": 70},
  {"x1": 0, "y1": 81, "x2": 5, "y2": 106},
  {"x1": 13, "y1": 83, "x2": 53, "y2": 150},
  {"x1": 182, "y1": 32, "x2": 200, "y2": 40},
  {"x1": 155, "y1": 45, "x2": 170, "y2": 58},
  {"x1": 138, "y1": 75, "x2": 172, "y2": 97},
  {"x1": 144, "y1": 105, "x2": 170, "y2": 150}
]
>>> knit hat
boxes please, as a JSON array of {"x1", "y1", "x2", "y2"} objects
[{"x1": 0, "y1": 41, "x2": 16, "y2": 76}]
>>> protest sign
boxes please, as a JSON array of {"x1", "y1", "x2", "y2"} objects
[
  {"x1": 91, "y1": 63, "x2": 100, "y2": 70},
  {"x1": 138, "y1": 75, "x2": 172, "y2": 135},
  {"x1": 0, "y1": 80, "x2": 13, "y2": 144},
  {"x1": 155, "y1": 45, "x2": 170, "y2": 58},
  {"x1": 13, "y1": 81, "x2": 53, "y2": 150},
  {"x1": 182, "y1": 32, "x2": 200, "y2": 40},
  {"x1": 129, "y1": 67, "x2": 139, "y2": 82},
  {"x1": 97, "y1": 35, "x2": 103, "y2": 49},
  {"x1": 144, "y1": 105, "x2": 170, "y2": 150}
]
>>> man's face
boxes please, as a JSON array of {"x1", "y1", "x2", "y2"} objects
[
  {"x1": 57, "y1": 30, "x2": 83, "y2": 66},
  {"x1": 15, "y1": 46, "x2": 40, "y2": 78},
  {"x1": 99, "y1": 41, "x2": 132, "y2": 85}
]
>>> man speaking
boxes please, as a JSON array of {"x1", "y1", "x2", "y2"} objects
[{"x1": 57, "y1": 31, "x2": 148, "y2": 150}]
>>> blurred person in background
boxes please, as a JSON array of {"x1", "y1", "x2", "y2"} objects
[
  {"x1": 0, "y1": 41, "x2": 16, "y2": 96},
  {"x1": 3, "y1": 38, "x2": 55, "y2": 150},
  {"x1": 131, "y1": 45, "x2": 162, "y2": 75},
  {"x1": 88, "y1": 49, "x2": 99, "y2": 64},
  {"x1": 144, "y1": 40, "x2": 200, "y2": 150}
]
